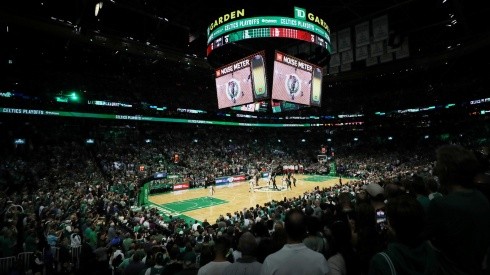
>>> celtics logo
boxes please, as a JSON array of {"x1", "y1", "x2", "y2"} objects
[
  {"x1": 226, "y1": 79, "x2": 241, "y2": 103},
  {"x1": 285, "y1": 74, "x2": 302, "y2": 100}
]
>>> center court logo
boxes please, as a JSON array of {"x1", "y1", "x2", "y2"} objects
[{"x1": 255, "y1": 185, "x2": 287, "y2": 192}]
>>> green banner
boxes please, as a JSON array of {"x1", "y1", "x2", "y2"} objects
[{"x1": 1, "y1": 107, "x2": 315, "y2": 127}]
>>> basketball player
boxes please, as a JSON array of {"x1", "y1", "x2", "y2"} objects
[
  {"x1": 249, "y1": 177, "x2": 255, "y2": 193},
  {"x1": 210, "y1": 184, "x2": 215, "y2": 199},
  {"x1": 286, "y1": 177, "x2": 292, "y2": 190},
  {"x1": 272, "y1": 172, "x2": 278, "y2": 190},
  {"x1": 292, "y1": 175, "x2": 297, "y2": 187}
]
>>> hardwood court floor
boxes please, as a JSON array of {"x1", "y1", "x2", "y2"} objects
[{"x1": 148, "y1": 175, "x2": 346, "y2": 223}]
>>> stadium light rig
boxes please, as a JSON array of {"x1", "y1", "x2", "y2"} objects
[{"x1": 95, "y1": 2, "x2": 103, "y2": 17}]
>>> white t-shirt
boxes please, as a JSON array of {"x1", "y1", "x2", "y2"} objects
[
  {"x1": 327, "y1": 253, "x2": 346, "y2": 275},
  {"x1": 260, "y1": 243, "x2": 330, "y2": 275},
  {"x1": 70, "y1": 233, "x2": 81, "y2": 247},
  {"x1": 192, "y1": 223, "x2": 200, "y2": 231},
  {"x1": 197, "y1": 261, "x2": 231, "y2": 275}
]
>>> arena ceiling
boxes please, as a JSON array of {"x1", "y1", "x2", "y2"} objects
[{"x1": 0, "y1": 0, "x2": 489, "y2": 112}]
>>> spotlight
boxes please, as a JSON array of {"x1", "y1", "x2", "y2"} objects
[{"x1": 95, "y1": 2, "x2": 103, "y2": 17}]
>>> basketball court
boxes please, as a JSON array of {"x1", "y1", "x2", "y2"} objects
[{"x1": 148, "y1": 174, "x2": 347, "y2": 224}]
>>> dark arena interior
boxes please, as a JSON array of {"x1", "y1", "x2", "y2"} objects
[{"x1": 1, "y1": 0, "x2": 490, "y2": 274}]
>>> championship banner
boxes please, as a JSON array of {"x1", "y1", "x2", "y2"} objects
[
  {"x1": 366, "y1": 56, "x2": 379, "y2": 67},
  {"x1": 395, "y1": 38, "x2": 410, "y2": 59},
  {"x1": 370, "y1": 41, "x2": 384, "y2": 57},
  {"x1": 372, "y1": 15, "x2": 389, "y2": 42},
  {"x1": 329, "y1": 66, "x2": 339, "y2": 74},
  {"x1": 337, "y1": 28, "x2": 352, "y2": 52},
  {"x1": 329, "y1": 53, "x2": 340, "y2": 67},
  {"x1": 355, "y1": 21, "x2": 370, "y2": 47},
  {"x1": 341, "y1": 49, "x2": 353, "y2": 64},
  {"x1": 380, "y1": 52, "x2": 393, "y2": 63},
  {"x1": 340, "y1": 63, "x2": 352, "y2": 72},
  {"x1": 356, "y1": 45, "x2": 368, "y2": 61}
]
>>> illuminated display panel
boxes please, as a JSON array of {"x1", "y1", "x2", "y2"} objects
[
  {"x1": 271, "y1": 100, "x2": 307, "y2": 113},
  {"x1": 231, "y1": 101, "x2": 269, "y2": 112},
  {"x1": 231, "y1": 102, "x2": 259, "y2": 112},
  {"x1": 207, "y1": 27, "x2": 330, "y2": 56},
  {"x1": 0, "y1": 107, "x2": 315, "y2": 127},
  {"x1": 215, "y1": 51, "x2": 267, "y2": 109},
  {"x1": 271, "y1": 51, "x2": 323, "y2": 107},
  {"x1": 207, "y1": 16, "x2": 329, "y2": 44}
]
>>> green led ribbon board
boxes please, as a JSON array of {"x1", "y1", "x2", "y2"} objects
[
  {"x1": 207, "y1": 27, "x2": 331, "y2": 56},
  {"x1": 207, "y1": 16, "x2": 329, "y2": 44}
]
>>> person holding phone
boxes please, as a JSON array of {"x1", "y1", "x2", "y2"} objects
[
  {"x1": 369, "y1": 195, "x2": 438, "y2": 275},
  {"x1": 362, "y1": 183, "x2": 387, "y2": 234}
]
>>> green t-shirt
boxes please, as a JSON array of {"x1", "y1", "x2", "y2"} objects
[
  {"x1": 426, "y1": 190, "x2": 490, "y2": 275},
  {"x1": 123, "y1": 238, "x2": 133, "y2": 252},
  {"x1": 1, "y1": 236, "x2": 15, "y2": 257},
  {"x1": 84, "y1": 228, "x2": 97, "y2": 248},
  {"x1": 24, "y1": 234, "x2": 37, "y2": 252},
  {"x1": 369, "y1": 242, "x2": 437, "y2": 275}
]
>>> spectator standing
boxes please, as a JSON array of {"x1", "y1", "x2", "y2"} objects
[
  {"x1": 411, "y1": 175, "x2": 431, "y2": 213},
  {"x1": 197, "y1": 237, "x2": 231, "y2": 275},
  {"x1": 369, "y1": 195, "x2": 437, "y2": 275},
  {"x1": 260, "y1": 209, "x2": 330, "y2": 275},
  {"x1": 124, "y1": 250, "x2": 147, "y2": 275},
  {"x1": 222, "y1": 232, "x2": 262, "y2": 275},
  {"x1": 425, "y1": 144, "x2": 490, "y2": 275}
]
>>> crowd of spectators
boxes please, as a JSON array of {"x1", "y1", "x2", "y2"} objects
[{"x1": 1, "y1": 124, "x2": 489, "y2": 275}]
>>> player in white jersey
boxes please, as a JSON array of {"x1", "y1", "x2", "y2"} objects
[
  {"x1": 209, "y1": 184, "x2": 215, "y2": 199},
  {"x1": 249, "y1": 177, "x2": 255, "y2": 193}
]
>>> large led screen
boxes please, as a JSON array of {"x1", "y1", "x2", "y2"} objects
[
  {"x1": 271, "y1": 51, "x2": 323, "y2": 107},
  {"x1": 271, "y1": 100, "x2": 307, "y2": 113},
  {"x1": 215, "y1": 51, "x2": 267, "y2": 109},
  {"x1": 231, "y1": 101, "x2": 268, "y2": 112}
]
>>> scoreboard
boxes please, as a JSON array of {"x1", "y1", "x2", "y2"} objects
[
  {"x1": 207, "y1": 16, "x2": 330, "y2": 44},
  {"x1": 206, "y1": 7, "x2": 332, "y2": 57},
  {"x1": 207, "y1": 27, "x2": 330, "y2": 56},
  {"x1": 206, "y1": 6, "x2": 330, "y2": 111}
]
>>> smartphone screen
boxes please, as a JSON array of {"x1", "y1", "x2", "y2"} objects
[
  {"x1": 251, "y1": 54, "x2": 267, "y2": 99},
  {"x1": 376, "y1": 209, "x2": 387, "y2": 231},
  {"x1": 310, "y1": 67, "x2": 322, "y2": 106}
]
